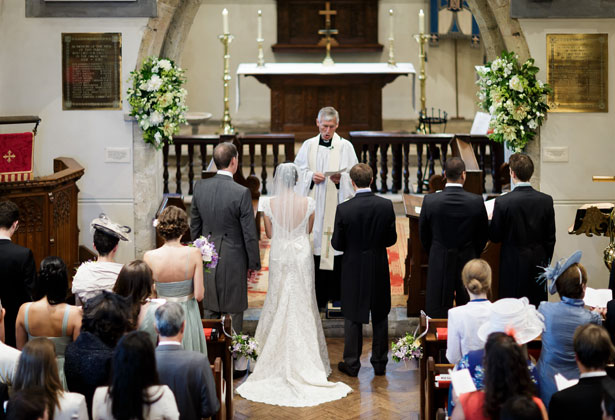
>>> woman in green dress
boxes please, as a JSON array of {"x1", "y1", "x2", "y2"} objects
[{"x1": 144, "y1": 206, "x2": 207, "y2": 355}]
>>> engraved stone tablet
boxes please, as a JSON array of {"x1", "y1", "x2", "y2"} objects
[
  {"x1": 547, "y1": 34, "x2": 608, "y2": 113},
  {"x1": 62, "y1": 33, "x2": 122, "y2": 110}
]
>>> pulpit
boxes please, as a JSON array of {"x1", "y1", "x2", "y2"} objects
[
  {"x1": 0, "y1": 157, "x2": 84, "y2": 281},
  {"x1": 236, "y1": 63, "x2": 415, "y2": 139}
]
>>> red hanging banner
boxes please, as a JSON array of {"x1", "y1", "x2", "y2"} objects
[{"x1": 0, "y1": 132, "x2": 34, "y2": 182}]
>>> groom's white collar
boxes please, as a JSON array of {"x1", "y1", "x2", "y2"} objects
[{"x1": 217, "y1": 170, "x2": 233, "y2": 178}]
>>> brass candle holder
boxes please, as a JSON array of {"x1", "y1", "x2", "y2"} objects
[
  {"x1": 257, "y1": 38, "x2": 265, "y2": 67},
  {"x1": 414, "y1": 33, "x2": 429, "y2": 116},
  {"x1": 388, "y1": 36, "x2": 396, "y2": 67},
  {"x1": 218, "y1": 33, "x2": 235, "y2": 135}
]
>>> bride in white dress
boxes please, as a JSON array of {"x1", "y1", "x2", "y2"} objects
[{"x1": 236, "y1": 163, "x2": 351, "y2": 407}]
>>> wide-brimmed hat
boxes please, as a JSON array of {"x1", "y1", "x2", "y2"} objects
[
  {"x1": 477, "y1": 297, "x2": 544, "y2": 345},
  {"x1": 538, "y1": 250, "x2": 583, "y2": 295},
  {"x1": 90, "y1": 213, "x2": 131, "y2": 241}
]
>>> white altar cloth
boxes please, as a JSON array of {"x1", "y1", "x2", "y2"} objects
[{"x1": 235, "y1": 62, "x2": 416, "y2": 111}]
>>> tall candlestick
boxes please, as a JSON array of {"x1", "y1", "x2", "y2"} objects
[
  {"x1": 418, "y1": 9, "x2": 425, "y2": 35},
  {"x1": 257, "y1": 10, "x2": 263, "y2": 40},
  {"x1": 389, "y1": 9, "x2": 394, "y2": 40},
  {"x1": 222, "y1": 8, "x2": 229, "y2": 34}
]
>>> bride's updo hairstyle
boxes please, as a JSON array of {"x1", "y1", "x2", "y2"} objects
[
  {"x1": 156, "y1": 205, "x2": 189, "y2": 241},
  {"x1": 461, "y1": 258, "x2": 492, "y2": 296},
  {"x1": 274, "y1": 162, "x2": 298, "y2": 190}
]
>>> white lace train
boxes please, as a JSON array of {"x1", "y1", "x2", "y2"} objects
[{"x1": 236, "y1": 197, "x2": 351, "y2": 407}]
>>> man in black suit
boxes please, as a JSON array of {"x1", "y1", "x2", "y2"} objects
[
  {"x1": 549, "y1": 324, "x2": 615, "y2": 420},
  {"x1": 490, "y1": 153, "x2": 555, "y2": 306},
  {"x1": 155, "y1": 302, "x2": 219, "y2": 420},
  {"x1": 332, "y1": 163, "x2": 397, "y2": 377},
  {"x1": 419, "y1": 158, "x2": 489, "y2": 318},
  {"x1": 0, "y1": 201, "x2": 34, "y2": 347}
]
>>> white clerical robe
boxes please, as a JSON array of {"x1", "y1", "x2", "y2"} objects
[{"x1": 295, "y1": 133, "x2": 358, "y2": 257}]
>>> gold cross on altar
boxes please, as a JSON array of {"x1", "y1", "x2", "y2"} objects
[
  {"x1": 323, "y1": 227, "x2": 334, "y2": 258},
  {"x1": 318, "y1": 1, "x2": 339, "y2": 51},
  {"x1": 3, "y1": 150, "x2": 15, "y2": 163}
]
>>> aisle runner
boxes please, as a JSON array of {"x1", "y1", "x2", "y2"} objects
[{"x1": 248, "y1": 216, "x2": 409, "y2": 308}]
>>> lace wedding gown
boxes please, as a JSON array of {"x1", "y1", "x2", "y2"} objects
[{"x1": 236, "y1": 196, "x2": 351, "y2": 407}]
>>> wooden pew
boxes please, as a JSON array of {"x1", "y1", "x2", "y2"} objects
[
  {"x1": 203, "y1": 318, "x2": 234, "y2": 420},
  {"x1": 210, "y1": 357, "x2": 226, "y2": 420},
  {"x1": 426, "y1": 357, "x2": 454, "y2": 420},
  {"x1": 419, "y1": 313, "x2": 448, "y2": 420}
]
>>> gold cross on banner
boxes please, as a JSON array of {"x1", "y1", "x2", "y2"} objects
[
  {"x1": 3, "y1": 150, "x2": 16, "y2": 163},
  {"x1": 323, "y1": 227, "x2": 334, "y2": 258}
]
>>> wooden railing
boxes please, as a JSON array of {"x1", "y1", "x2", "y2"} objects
[
  {"x1": 162, "y1": 133, "x2": 295, "y2": 196},
  {"x1": 349, "y1": 132, "x2": 504, "y2": 194}
]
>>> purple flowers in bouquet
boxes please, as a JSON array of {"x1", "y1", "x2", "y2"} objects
[
  {"x1": 192, "y1": 236, "x2": 218, "y2": 271},
  {"x1": 230, "y1": 334, "x2": 258, "y2": 361},
  {"x1": 391, "y1": 332, "x2": 423, "y2": 363}
]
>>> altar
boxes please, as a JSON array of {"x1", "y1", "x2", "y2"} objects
[{"x1": 237, "y1": 62, "x2": 415, "y2": 139}]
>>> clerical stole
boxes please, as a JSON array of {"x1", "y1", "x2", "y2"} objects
[
  {"x1": 0, "y1": 132, "x2": 34, "y2": 182},
  {"x1": 309, "y1": 136, "x2": 341, "y2": 271}
]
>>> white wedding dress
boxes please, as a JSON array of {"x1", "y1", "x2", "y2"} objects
[{"x1": 236, "y1": 195, "x2": 351, "y2": 407}]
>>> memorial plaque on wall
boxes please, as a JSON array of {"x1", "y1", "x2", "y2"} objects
[
  {"x1": 62, "y1": 33, "x2": 122, "y2": 110},
  {"x1": 547, "y1": 34, "x2": 608, "y2": 112}
]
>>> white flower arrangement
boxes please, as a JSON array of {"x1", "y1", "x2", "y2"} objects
[
  {"x1": 191, "y1": 236, "x2": 219, "y2": 272},
  {"x1": 476, "y1": 51, "x2": 551, "y2": 152},
  {"x1": 127, "y1": 57, "x2": 188, "y2": 150},
  {"x1": 230, "y1": 334, "x2": 259, "y2": 361},
  {"x1": 391, "y1": 332, "x2": 423, "y2": 363}
]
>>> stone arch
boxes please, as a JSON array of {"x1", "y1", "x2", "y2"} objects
[{"x1": 131, "y1": 0, "x2": 538, "y2": 255}]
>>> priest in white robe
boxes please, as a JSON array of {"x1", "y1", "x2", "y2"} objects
[{"x1": 295, "y1": 107, "x2": 358, "y2": 310}]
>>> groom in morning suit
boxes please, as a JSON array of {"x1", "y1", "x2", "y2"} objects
[
  {"x1": 419, "y1": 157, "x2": 489, "y2": 318},
  {"x1": 0, "y1": 201, "x2": 35, "y2": 347},
  {"x1": 332, "y1": 163, "x2": 397, "y2": 377},
  {"x1": 190, "y1": 142, "x2": 261, "y2": 336}
]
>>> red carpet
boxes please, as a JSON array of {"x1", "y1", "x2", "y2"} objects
[{"x1": 248, "y1": 216, "x2": 408, "y2": 308}]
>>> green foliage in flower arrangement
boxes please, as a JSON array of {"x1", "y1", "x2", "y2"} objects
[
  {"x1": 127, "y1": 57, "x2": 188, "y2": 150},
  {"x1": 476, "y1": 51, "x2": 551, "y2": 152}
]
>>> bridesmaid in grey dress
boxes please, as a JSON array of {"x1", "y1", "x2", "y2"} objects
[
  {"x1": 144, "y1": 206, "x2": 208, "y2": 355},
  {"x1": 15, "y1": 257, "x2": 82, "y2": 390},
  {"x1": 113, "y1": 260, "x2": 161, "y2": 347}
]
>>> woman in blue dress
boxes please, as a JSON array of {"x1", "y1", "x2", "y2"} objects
[
  {"x1": 144, "y1": 206, "x2": 207, "y2": 355},
  {"x1": 536, "y1": 250, "x2": 602, "y2": 408}
]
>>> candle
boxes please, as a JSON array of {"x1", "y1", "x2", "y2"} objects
[
  {"x1": 419, "y1": 9, "x2": 425, "y2": 35},
  {"x1": 222, "y1": 8, "x2": 229, "y2": 34},
  {"x1": 389, "y1": 9, "x2": 394, "y2": 40},
  {"x1": 257, "y1": 10, "x2": 263, "y2": 40}
]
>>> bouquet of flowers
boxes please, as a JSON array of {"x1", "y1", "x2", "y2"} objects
[
  {"x1": 230, "y1": 334, "x2": 259, "y2": 361},
  {"x1": 127, "y1": 56, "x2": 188, "y2": 150},
  {"x1": 476, "y1": 51, "x2": 551, "y2": 152},
  {"x1": 391, "y1": 332, "x2": 423, "y2": 363},
  {"x1": 192, "y1": 236, "x2": 219, "y2": 271}
]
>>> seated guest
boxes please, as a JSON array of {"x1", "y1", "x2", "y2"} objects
[
  {"x1": 549, "y1": 324, "x2": 615, "y2": 420},
  {"x1": 64, "y1": 292, "x2": 132, "y2": 417},
  {"x1": 0, "y1": 299, "x2": 21, "y2": 385},
  {"x1": 72, "y1": 214, "x2": 130, "y2": 305},
  {"x1": 113, "y1": 260, "x2": 160, "y2": 346},
  {"x1": 449, "y1": 298, "x2": 543, "y2": 416},
  {"x1": 6, "y1": 388, "x2": 48, "y2": 420},
  {"x1": 13, "y1": 338, "x2": 87, "y2": 420},
  {"x1": 15, "y1": 256, "x2": 81, "y2": 389},
  {"x1": 155, "y1": 302, "x2": 219, "y2": 420},
  {"x1": 536, "y1": 250, "x2": 602, "y2": 407},
  {"x1": 500, "y1": 395, "x2": 544, "y2": 420},
  {"x1": 451, "y1": 332, "x2": 548, "y2": 420},
  {"x1": 93, "y1": 331, "x2": 179, "y2": 420},
  {"x1": 0, "y1": 200, "x2": 36, "y2": 348},
  {"x1": 446, "y1": 259, "x2": 493, "y2": 365}
]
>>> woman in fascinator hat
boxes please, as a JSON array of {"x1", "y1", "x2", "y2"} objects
[{"x1": 535, "y1": 250, "x2": 603, "y2": 408}]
